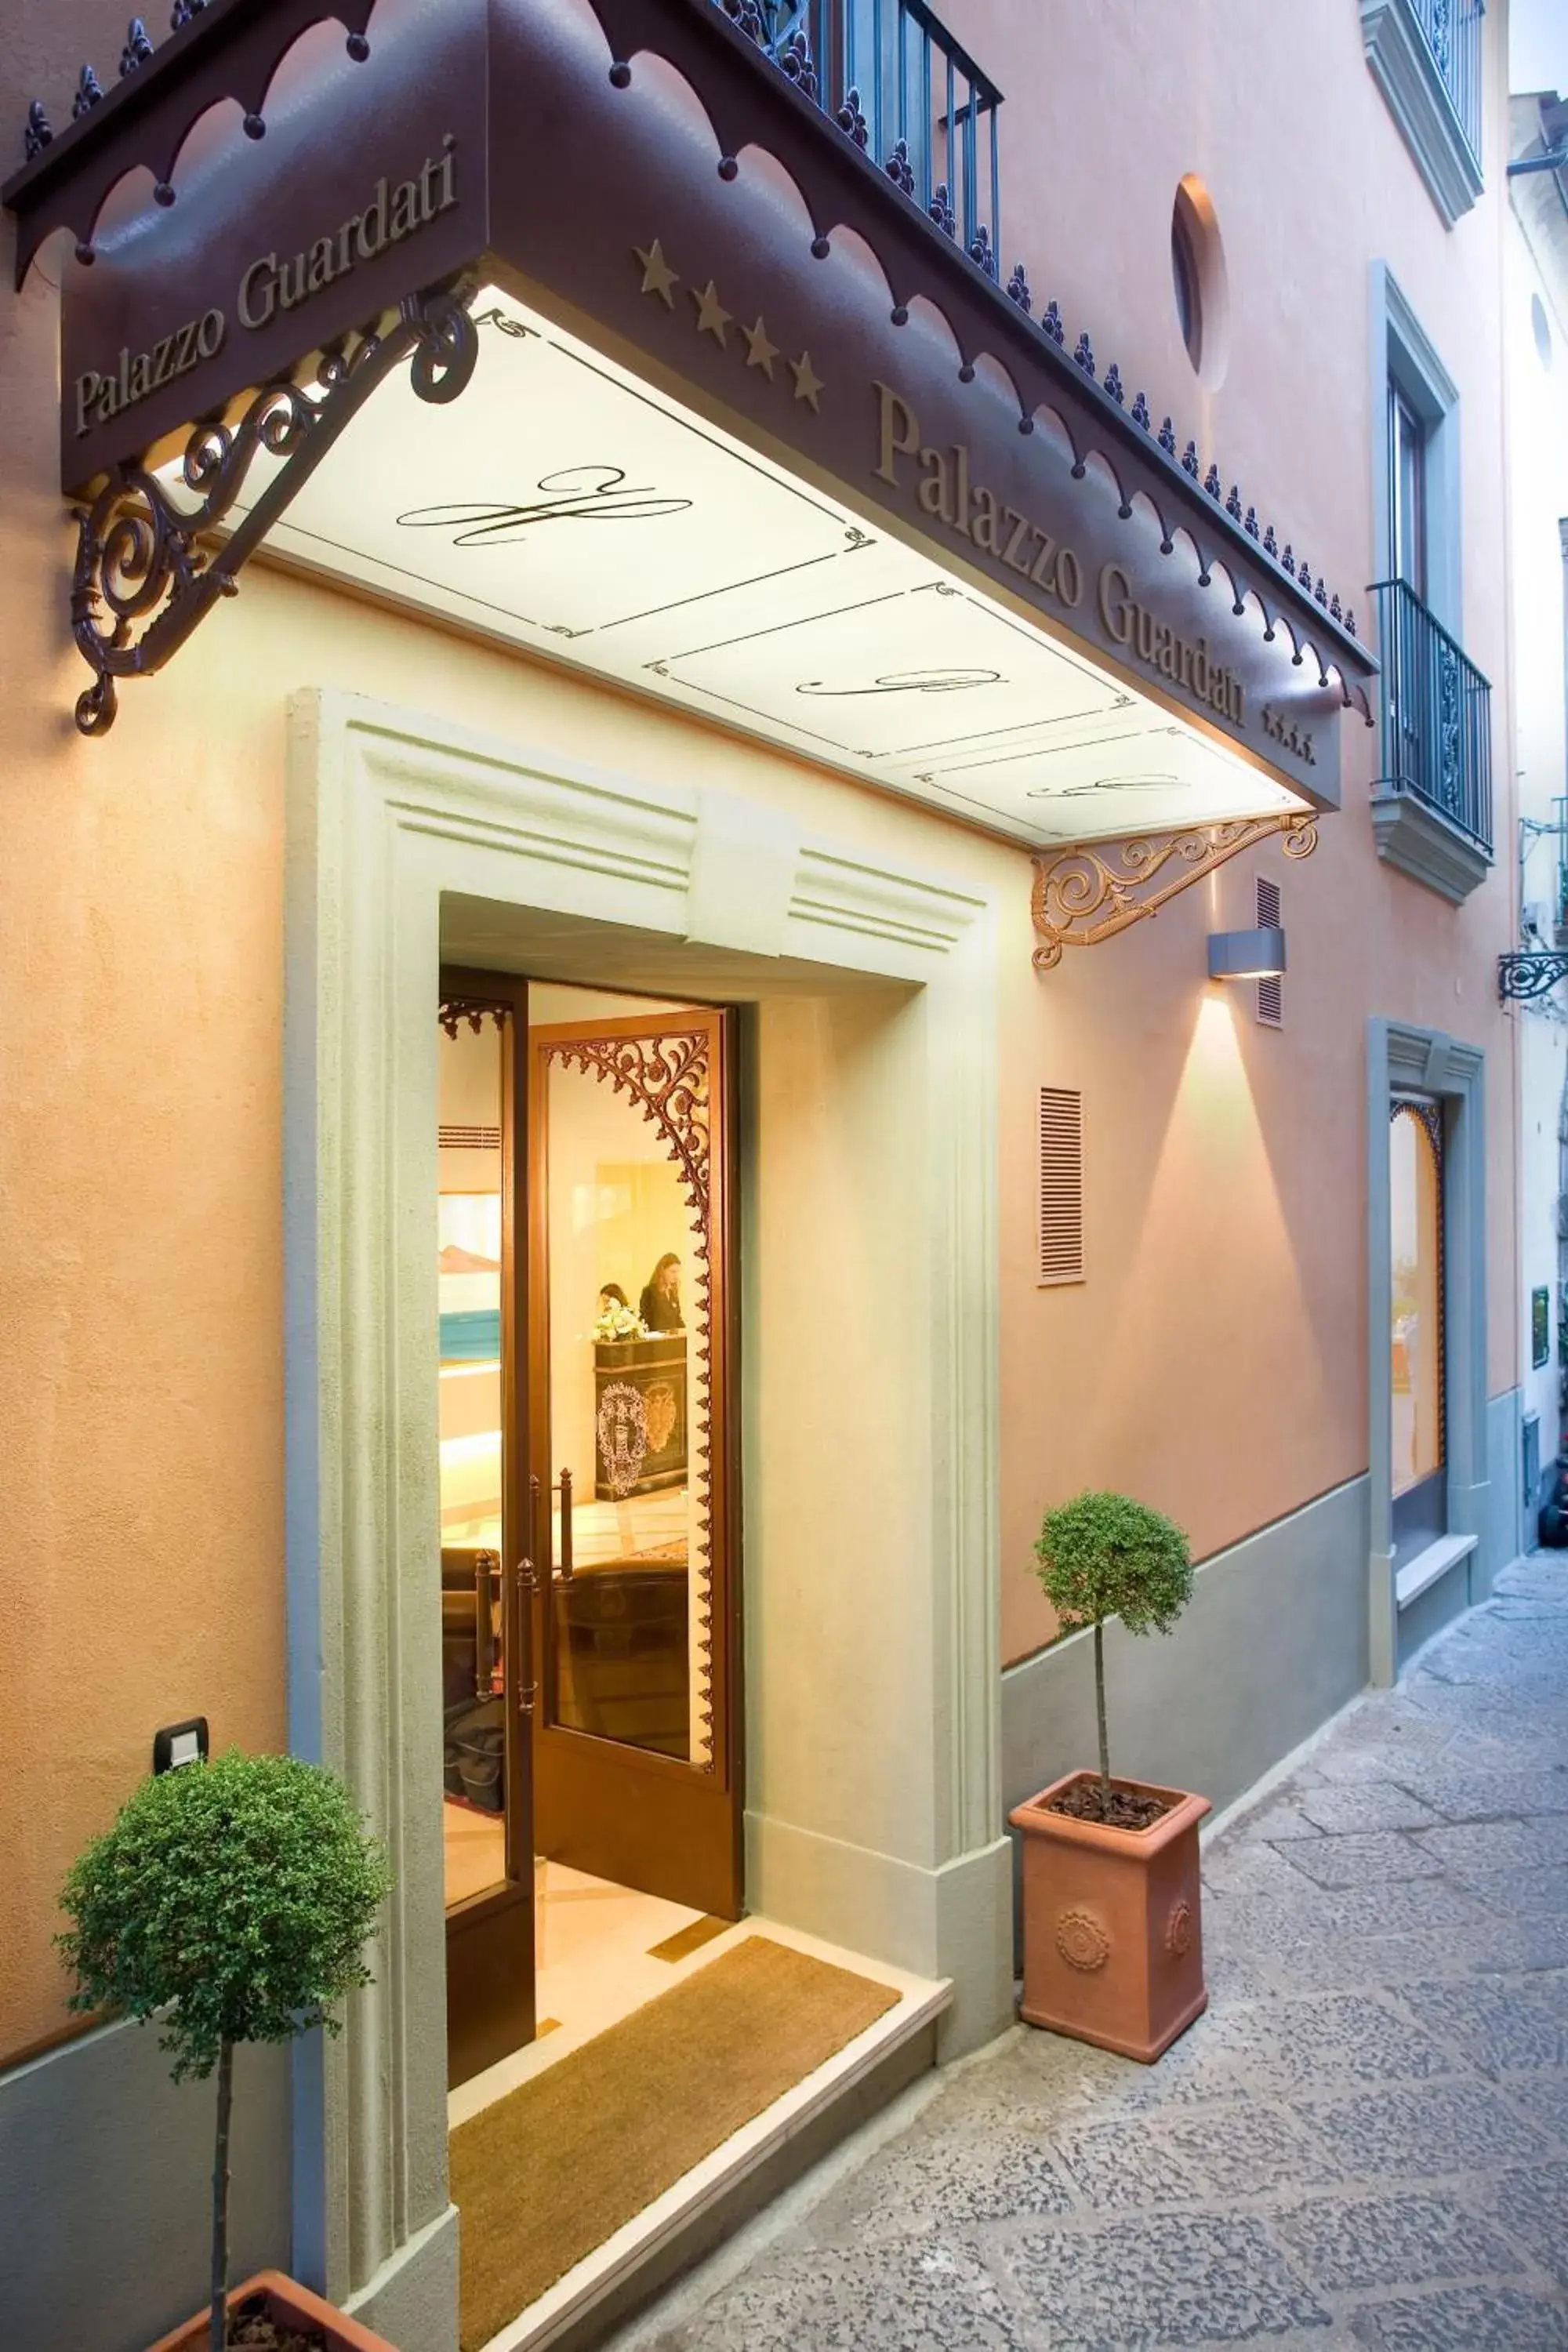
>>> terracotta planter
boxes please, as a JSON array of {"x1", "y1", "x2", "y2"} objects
[
  {"x1": 145, "y1": 2270, "x2": 397, "y2": 2352},
  {"x1": 1009, "y1": 1770, "x2": 1211, "y2": 2062}
]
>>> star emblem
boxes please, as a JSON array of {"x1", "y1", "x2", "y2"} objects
[
  {"x1": 690, "y1": 278, "x2": 731, "y2": 343},
  {"x1": 789, "y1": 349, "x2": 824, "y2": 410},
  {"x1": 633, "y1": 239, "x2": 678, "y2": 308},
  {"x1": 742, "y1": 316, "x2": 779, "y2": 377}
]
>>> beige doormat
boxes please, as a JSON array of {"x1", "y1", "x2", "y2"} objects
[{"x1": 448, "y1": 1935, "x2": 900, "y2": 2349}]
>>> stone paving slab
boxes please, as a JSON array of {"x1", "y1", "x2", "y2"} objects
[{"x1": 624, "y1": 1554, "x2": 1568, "y2": 2350}]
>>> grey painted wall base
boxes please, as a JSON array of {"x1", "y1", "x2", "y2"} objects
[
  {"x1": 0, "y1": 2018, "x2": 289, "y2": 2352},
  {"x1": 1002, "y1": 1475, "x2": 1370, "y2": 1957},
  {"x1": 345, "y1": 2203, "x2": 459, "y2": 2352},
  {"x1": 1397, "y1": 1551, "x2": 1472, "y2": 1666},
  {"x1": 1397, "y1": 1389, "x2": 1525, "y2": 1661},
  {"x1": 1480, "y1": 1386, "x2": 1524, "y2": 1599}
]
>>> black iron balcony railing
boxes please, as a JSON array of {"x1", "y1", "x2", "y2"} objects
[
  {"x1": 1409, "y1": 0, "x2": 1485, "y2": 171},
  {"x1": 717, "y1": 0, "x2": 1003, "y2": 263},
  {"x1": 1371, "y1": 577, "x2": 1493, "y2": 855}
]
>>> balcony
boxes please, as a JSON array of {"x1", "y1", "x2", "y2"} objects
[
  {"x1": 1370, "y1": 577, "x2": 1494, "y2": 901},
  {"x1": 717, "y1": 0, "x2": 1003, "y2": 261},
  {"x1": 1361, "y1": 0, "x2": 1486, "y2": 224}
]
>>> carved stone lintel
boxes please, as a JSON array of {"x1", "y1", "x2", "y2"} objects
[
  {"x1": 1030, "y1": 812, "x2": 1319, "y2": 971},
  {"x1": 69, "y1": 280, "x2": 478, "y2": 737}
]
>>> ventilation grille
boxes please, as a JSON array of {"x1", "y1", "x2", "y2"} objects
[
  {"x1": 1039, "y1": 1087, "x2": 1084, "y2": 1285},
  {"x1": 1255, "y1": 877, "x2": 1282, "y2": 1028},
  {"x1": 439, "y1": 1123, "x2": 502, "y2": 1150}
]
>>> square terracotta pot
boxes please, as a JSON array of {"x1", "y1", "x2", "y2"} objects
[
  {"x1": 145, "y1": 2270, "x2": 397, "y2": 2352},
  {"x1": 1009, "y1": 1770, "x2": 1211, "y2": 2063}
]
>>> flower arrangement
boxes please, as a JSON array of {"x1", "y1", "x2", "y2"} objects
[{"x1": 594, "y1": 1298, "x2": 648, "y2": 1342}]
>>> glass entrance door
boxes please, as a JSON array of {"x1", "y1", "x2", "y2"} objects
[
  {"x1": 1389, "y1": 1094, "x2": 1446, "y2": 1567},
  {"x1": 439, "y1": 972, "x2": 537, "y2": 2089},
  {"x1": 529, "y1": 1007, "x2": 741, "y2": 1920}
]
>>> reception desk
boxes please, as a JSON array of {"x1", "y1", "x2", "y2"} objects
[{"x1": 593, "y1": 1332, "x2": 688, "y2": 1498}]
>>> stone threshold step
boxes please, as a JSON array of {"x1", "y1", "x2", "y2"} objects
[
  {"x1": 476, "y1": 1925, "x2": 950, "y2": 2352},
  {"x1": 1396, "y1": 1530, "x2": 1478, "y2": 1610}
]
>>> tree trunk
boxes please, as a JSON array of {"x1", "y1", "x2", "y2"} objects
[
  {"x1": 1094, "y1": 1620, "x2": 1112, "y2": 1812},
  {"x1": 210, "y1": 2038, "x2": 234, "y2": 2352}
]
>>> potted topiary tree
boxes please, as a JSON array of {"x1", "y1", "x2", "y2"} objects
[
  {"x1": 1009, "y1": 1490, "x2": 1209, "y2": 2062},
  {"x1": 57, "y1": 1748, "x2": 394, "y2": 2352}
]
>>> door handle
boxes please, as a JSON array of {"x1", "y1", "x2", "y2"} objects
[
  {"x1": 557, "y1": 1466, "x2": 574, "y2": 1582},
  {"x1": 474, "y1": 1549, "x2": 501, "y2": 1700},
  {"x1": 514, "y1": 1552, "x2": 539, "y2": 1717}
]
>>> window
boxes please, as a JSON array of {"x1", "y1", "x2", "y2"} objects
[
  {"x1": 1369, "y1": 269, "x2": 1491, "y2": 891},
  {"x1": 1169, "y1": 178, "x2": 1229, "y2": 388},
  {"x1": 1388, "y1": 379, "x2": 1428, "y2": 602},
  {"x1": 1171, "y1": 204, "x2": 1200, "y2": 367},
  {"x1": 1389, "y1": 1098, "x2": 1444, "y2": 1506},
  {"x1": 1360, "y1": 0, "x2": 1484, "y2": 226}
]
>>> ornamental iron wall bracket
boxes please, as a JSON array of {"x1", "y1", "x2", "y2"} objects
[
  {"x1": 69, "y1": 280, "x2": 477, "y2": 736},
  {"x1": 1498, "y1": 951, "x2": 1568, "y2": 1003},
  {"x1": 1030, "y1": 812, "x2": 1318, "y2": 971}
]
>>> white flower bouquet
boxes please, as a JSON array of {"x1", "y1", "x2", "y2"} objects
[{"x1": 593, "y1": 1299, "x2": 648, "y2": 1343}]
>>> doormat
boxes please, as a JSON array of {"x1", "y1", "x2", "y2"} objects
[{"x1": 448, "y1": 1936, "x2": 900, "y2": 2349}]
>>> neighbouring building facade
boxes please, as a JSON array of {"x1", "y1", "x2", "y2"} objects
[
  {"x1": 1505, "y1": 82, "x2": 1568, "y2": 1520},
  {"x1": 0, "y1": 3, "x2": 1527, "y2": 2350}
]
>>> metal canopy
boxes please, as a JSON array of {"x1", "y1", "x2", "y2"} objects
[{"x1": 5, "y1": 0, "x2": 1375, "y2": 830}]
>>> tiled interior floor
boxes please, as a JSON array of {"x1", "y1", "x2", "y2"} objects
[
  {"x1": 615, "y1": 1552, "x2": 1568, "y2": 2351},
  {"x1": 556, "y1": 1486, "x2": 689, "y2": 1571}
]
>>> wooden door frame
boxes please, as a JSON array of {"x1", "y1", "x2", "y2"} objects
[
  {"x1": 528, "y1": 1004, "x2": 744, "y2": 1918},
  {"x1": 439, "y1": 964, "x2": 538, "y2": 2088}
]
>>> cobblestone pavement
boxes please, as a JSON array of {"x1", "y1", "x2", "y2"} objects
[{"x1": 631, "y1": 1555, "x2": 1568, "y2": 2350}]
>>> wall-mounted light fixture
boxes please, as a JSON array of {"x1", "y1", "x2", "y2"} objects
[{"x1": 1207, "y1": 925, "x2": 1286, "y2": 981}]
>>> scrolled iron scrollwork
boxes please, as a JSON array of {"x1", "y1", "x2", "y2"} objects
[
  {"x1": 69, "y1": 281, "x2": 479, "y2": 737},
  {"x1": 1498, "y1": 952, "x2": 1568, "y2": 1004},
  {"x1": 1030, "y1": 813, "x2": 1319, "y2": 971}
]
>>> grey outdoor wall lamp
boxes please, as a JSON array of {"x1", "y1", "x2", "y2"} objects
[{"x1": 1207, "y1": 926, "x2": 1287, "y2": 980}]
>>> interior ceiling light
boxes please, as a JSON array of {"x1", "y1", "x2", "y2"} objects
[{"x1": 221, "y1": 282, "x2": 1309, "y2": 853}]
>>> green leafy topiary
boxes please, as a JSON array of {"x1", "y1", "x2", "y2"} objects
[
  {"x1": 1035, "y1": 1490, "x2": 1194, "y2": 1809},
  {"x1": 58, "y1": 1749, "x2": 390, "y2": 2352}
]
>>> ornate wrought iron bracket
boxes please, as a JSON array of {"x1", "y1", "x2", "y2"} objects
[
  {"x1": 1030, "y1": 811, "x2": 1319, "y2": 971},
  {"x1": 1499, "y1": 951, "x2": 1568, "y2": 1003},
  {"x1": 69, "y1": 280, "x2": 478, "y2": 736}
]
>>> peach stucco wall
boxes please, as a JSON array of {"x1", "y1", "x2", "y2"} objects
[{"x1": 0, "y1": 0, "x2": 1520, "y2": 2051}]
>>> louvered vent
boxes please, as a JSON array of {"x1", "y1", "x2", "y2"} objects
[
  {"x1": 1255, "y1": 877, "x2": 1282, "y2": 1028},
  {"x1": 1039, "y1": 1087, "x2": 1084, "y2": 1285}
]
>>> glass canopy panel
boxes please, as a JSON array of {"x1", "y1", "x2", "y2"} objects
[{"x1": 226, "y1": 285, "x2": 1311, "y2": 852}]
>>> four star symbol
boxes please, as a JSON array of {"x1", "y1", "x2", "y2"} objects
[
  {"x1": 742, "y1": 316, "x2": 779, "y2": 377},
  {"x1": 690, "y1": 278, "x2": 731, "y2": 343},
  {"x1": 631, "y1": 241, "x2": 824, "y2": 409},
  {"x1": 633, "y1": 238, "x2": 678, "y2": 308},
  {"x1": 789, "y1": 349, "x2": 824, "y2": 410}
]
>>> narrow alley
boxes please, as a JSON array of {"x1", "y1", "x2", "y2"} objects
[{"x1": 628, "y1": 1561, "x2": 1568, "y2": 2351}]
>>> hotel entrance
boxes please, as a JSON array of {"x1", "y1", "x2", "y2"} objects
[{"x1": 438, "y1": 975, "x2": 739, "y2": 2091}]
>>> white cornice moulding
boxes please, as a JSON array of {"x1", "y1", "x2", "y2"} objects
[{"x1": 1361, "y1": 0, "x2": 1485, "y2": 227}]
